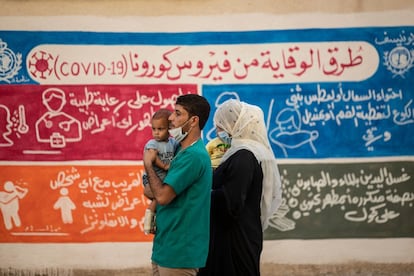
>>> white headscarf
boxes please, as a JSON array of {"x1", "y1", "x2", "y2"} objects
[{"x1": 214, "y1": 99, "x2": 282, "y2": 231}]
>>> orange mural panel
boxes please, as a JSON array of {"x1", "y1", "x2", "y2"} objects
[{"x1": 0, "y1": 165, "x2": 153, "y2": 242}]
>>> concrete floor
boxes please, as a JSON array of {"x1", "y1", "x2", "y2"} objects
[{"x1": 2, "y1": 263, "x2": 414, "y2": 276}]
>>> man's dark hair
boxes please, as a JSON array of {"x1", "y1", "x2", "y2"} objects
[{"x1": 176, "y1": 94, "x2": 210, "y2": 130}]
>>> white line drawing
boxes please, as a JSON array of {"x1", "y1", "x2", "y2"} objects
[
  {"x1": 383, "y1": 45, "x2": 414, "y2": 78},
  {"x1": 0, "y1": 38, "x2": 22, "y2": 83},
  {"x1": 0, "y1": 104, "x2": 13, "y2": 147},
  {"x1": 53, "y1": 188, "x2": 76, "y2": 224},
  {"x1": 17, "y1": 105, "x2": 29, "y2": 134},
  {"x1": 267, "y1": 203, "x2": 296, "y2": 232},
  {"x1": 0, "y1": 181, "x2": 28, "y2": 230},
  {"x1": 35, "y1": 87, "x2": 82, "y2": 148},
  {"x1": 268, "y1": 105, "x2": 319, "y2": 157}
]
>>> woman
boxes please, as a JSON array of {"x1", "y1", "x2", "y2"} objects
[{"x1": 199, "y1": 99, "x2": 282, "y2": 276}]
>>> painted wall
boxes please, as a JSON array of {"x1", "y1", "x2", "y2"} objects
[
  {"x1": 1, "y1": 0, "x2": 414, "y2": 270},
  {"x1": 0, "y1": 0, "x2": 413, "y2": 16}
]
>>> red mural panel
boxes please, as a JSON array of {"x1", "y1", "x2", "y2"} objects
[
  {"x1": 0, "y1": 84, "x2": 197, "y2": 161},
  {"x1": 0, "y1": 165, "x2": 153, "y2": 242}
]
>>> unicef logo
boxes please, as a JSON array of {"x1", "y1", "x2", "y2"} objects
[
  {"x1": 384, "y1": 46, "x2": 414, "y2": 77},
  {"x1": 0, "y1": 39, "x2": 22, "y2": 83}
]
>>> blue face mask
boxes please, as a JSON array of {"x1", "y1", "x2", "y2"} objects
[{"x1": 217, "y1": 131, "x2": 232, "y2": 145}]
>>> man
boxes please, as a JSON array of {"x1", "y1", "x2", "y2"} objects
[{"x1": 143, "y1": 94, "x2": 212, "y2": 276}]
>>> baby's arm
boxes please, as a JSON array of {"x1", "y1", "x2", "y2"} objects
[
  {"x1": 149, "y1": 149, "x2": 169, "y2": 171},
  {"x1": 154, "y1": 157, "x2": 167, "y2": 170}
]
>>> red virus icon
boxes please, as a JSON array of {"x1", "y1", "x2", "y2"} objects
[{"x1": 28, "y1": 50, "x2": 54, "y2": 79}]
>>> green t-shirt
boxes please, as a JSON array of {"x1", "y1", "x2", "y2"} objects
[{"x1": 152, "y1": 139, "x2": 212, "y2": 268}]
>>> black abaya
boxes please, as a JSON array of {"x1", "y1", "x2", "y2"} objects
[{"x1": 198, "y1": 149, "x2": 263, "y2": 276}]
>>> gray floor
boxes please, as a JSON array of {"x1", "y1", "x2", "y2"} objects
[{"x1": 2, "y1": 263, "x2": 414, "y2": 276}]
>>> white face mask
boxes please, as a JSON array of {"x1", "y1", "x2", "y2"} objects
[{"x1": 169, "y1": 118, "x2": 192, "y2": 143}]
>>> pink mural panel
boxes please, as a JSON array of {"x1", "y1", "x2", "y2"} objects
[{"x1": 0, "y1": 84, "x2": 197, "y2": 161}]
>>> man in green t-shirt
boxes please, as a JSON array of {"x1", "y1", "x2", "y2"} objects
[{"x1": 143, "y1": 94, "x2": 212, "y2": 275}]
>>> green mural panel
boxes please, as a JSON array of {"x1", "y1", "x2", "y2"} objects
[{"x1": 265, "y1": 161, "x2": 414, "y2": 239}]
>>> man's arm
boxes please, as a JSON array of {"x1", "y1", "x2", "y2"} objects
[
  {"x1": 143, "y1": 184, "x2": 154, "y2": 200},
  {"x1": 143, "y1": 149, "x2": 176, "y2": 205}
]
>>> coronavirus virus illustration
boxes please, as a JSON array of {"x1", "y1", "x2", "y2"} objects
[{"x1": 28, "y1": 50, "x2": 54, "y2": 79}]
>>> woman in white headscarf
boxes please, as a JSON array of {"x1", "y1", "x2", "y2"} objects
[{"x1": 198, "y1": 99, "x2": 282, "y2": 276}]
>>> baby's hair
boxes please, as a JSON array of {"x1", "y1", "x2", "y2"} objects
[{"x1": 152, "y1": 109, "x2": 172, "y2": 121}]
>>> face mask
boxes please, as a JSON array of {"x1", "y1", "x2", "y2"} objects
[
  {"x1": 217, "y1": 131, "x2": 232, "y2": 145},
  {"x1": 169, "y1": 118, "x2": 192, "y2": 143}
]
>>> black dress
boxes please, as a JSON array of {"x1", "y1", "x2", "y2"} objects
[{"x1": 198, "y1": 149, "x2": 263, "y2": 276}]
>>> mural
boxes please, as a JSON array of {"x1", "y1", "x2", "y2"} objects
[
  {"x1": 0, "y1": 165, "x2": 152, "y2": 242},
  {"x1": 0, "y1": 84, "x2": 196, "y2": 161},
  {"x1": 0, "y1": 22, "x2": 413, "y2": 242}
]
